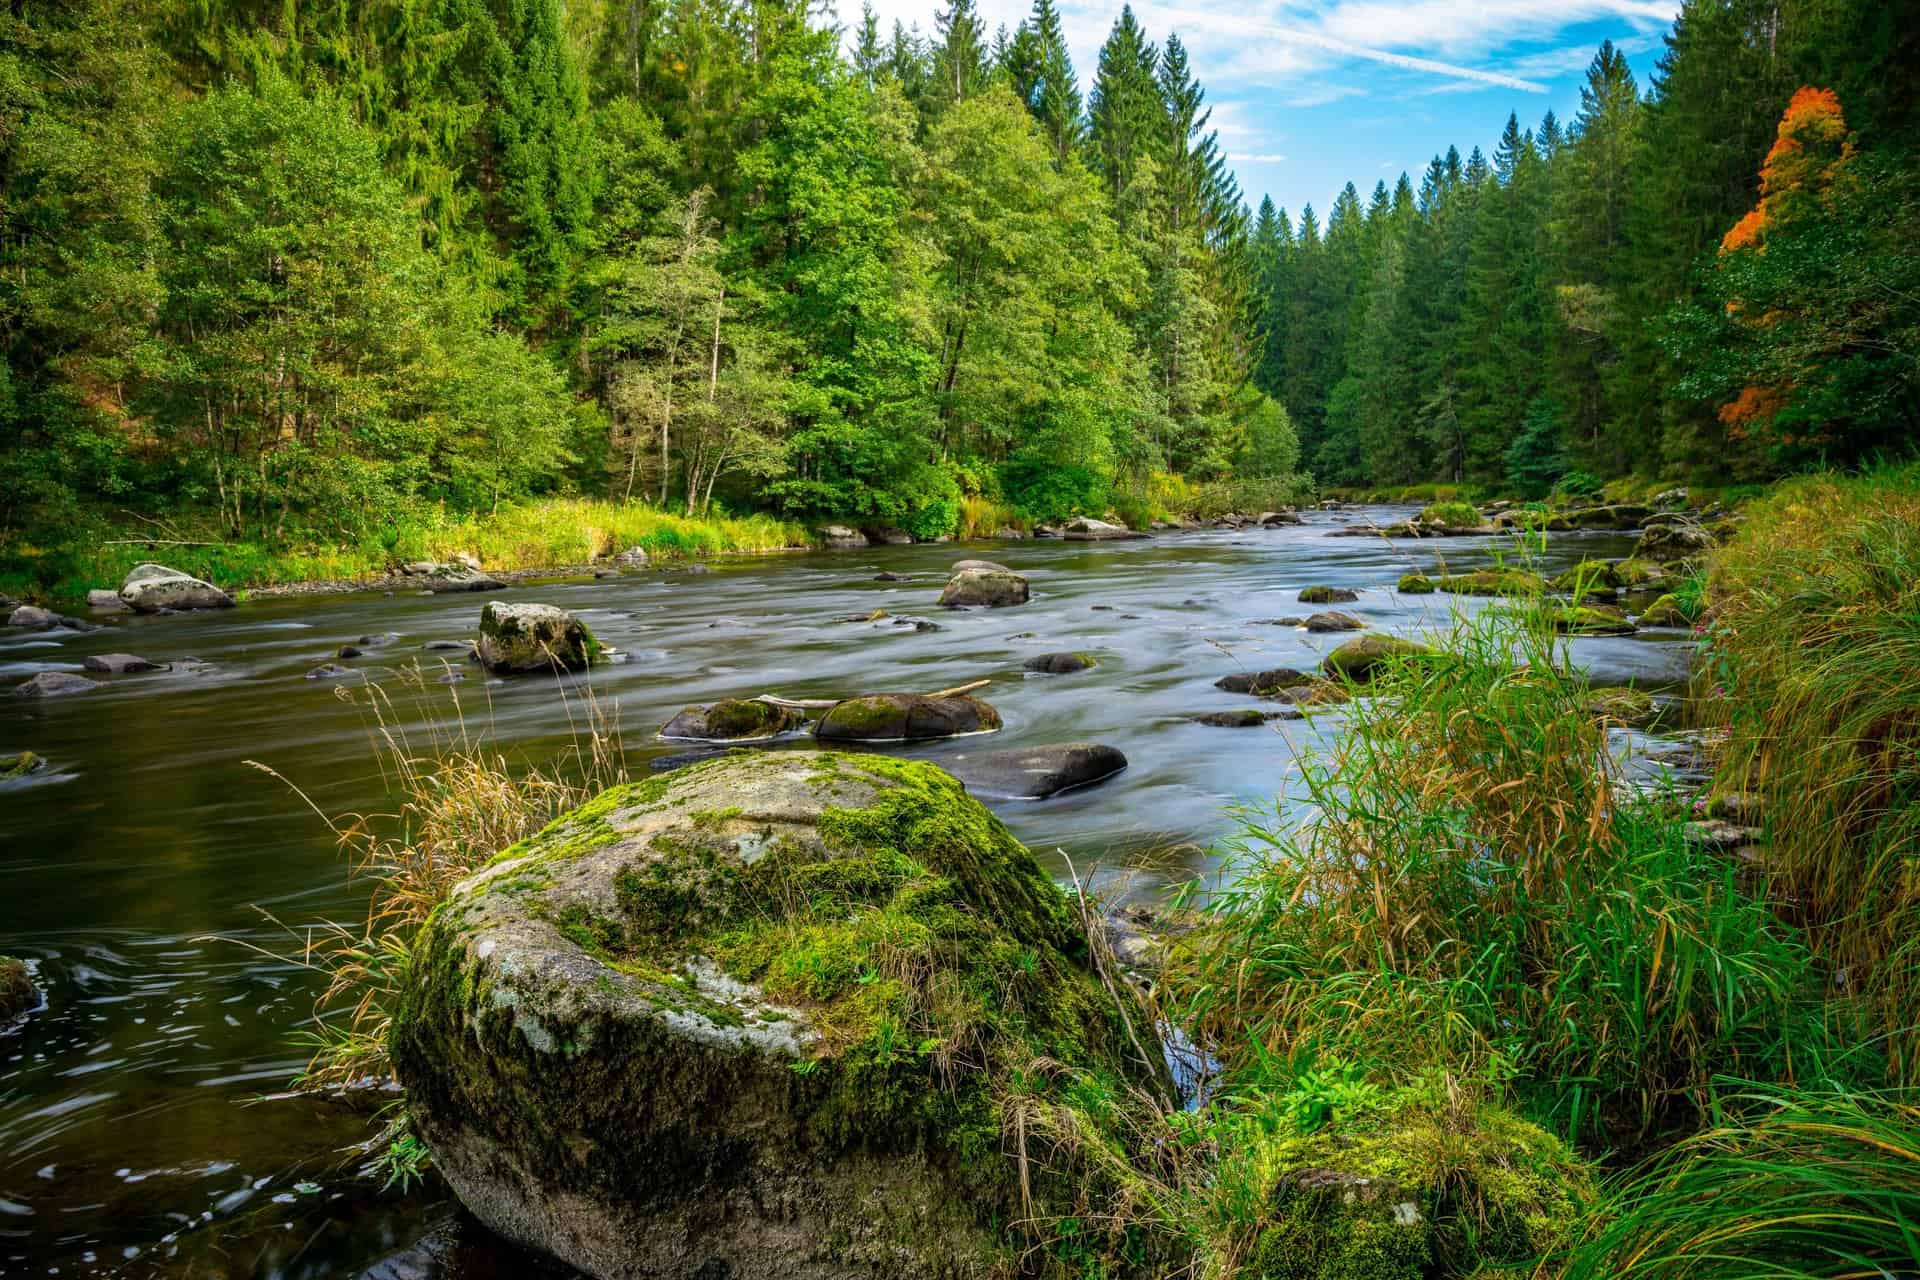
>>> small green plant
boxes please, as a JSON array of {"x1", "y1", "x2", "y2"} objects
[
  {"x1": 1277, "y1": 1057, "x2": 1386, "y2": 1133},
  {"x1": 370, "y1": 1122, "x2": 430, "y2": 1193}
]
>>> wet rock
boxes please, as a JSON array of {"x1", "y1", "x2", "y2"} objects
[
  {"x1": 660, "y1": 700, "x2": 801, "y2": 743},
  {"x1": 1397, "y1": 573, "x2": 1435, "y2": 594},
  {"x1": 1297, "y1": 585, "x2": 1358, "y2": 604},
  {"x1": 950, "y1": 559, "x2": 1009, "y2": 574},
  {"x1": 814, "y1": 692, "x2": 1002, "y2": 742},
  {"x1": 1433, "y1": 569, "x2": 1545, "y2": 597},
  {"x1": 1322, "y1": 634, "x2": 1434, "y2": 680},
  {"x1": 1023, "y1": 652, "x2": 1096, "y2": 674},
  {"x1": 1652, "y1": 487, "x2": 1690, "y2": 511},
  {"x1": 437, "y1": 672, "x2": 465, "y2": 683},
  {"x1": 6, "y1": 605, "x2": 58, "y2": 628},
  {"x1": 1685, "y1": 818, "x2": 1761, "y2": 852},
  {"x1": 1251, "y1": 616, "x2": 1308, "y2": 627},
  {"x1": 868, "y1": 527, "x2": 914, "y2": 546},
  {"x1": 1548, "y1": 604, "x2": 1635, "y2": 636},
  {"x1": 1190, "y1": 708, "x2": 1299, "y2": 727},
  {"x1": 614, "y1": 546, "x2": 650, "y2": 567},
  {"x1": 476, "y1": 602, "x2": 600, "y2": 674},
  {"x1": 391, "y1": 752, "x2": 1156, "y2": 1280},
  {"x1": 15, "y1": 671, "x2": 99, "y2": 698},
  {"x1": 1586, "y1": 687, "x2": 1658, "y2": 727},
  {"x1": 118, "y1": 563, "x2": 235, "y2": 612},
  {"x1": 423, "y1": 640, "x2": 471, "y2": 652},
  {"x1": 1260, "y1": 510, "x2": 1303, "y2": 526},
  {"x1": 873, "y1": 571, "x2": 908, "y2": 582},
  {"x1": 1268, "y1": 680, "x2": 1353, "y2": 708},
  {"x1": 306, "y1": 663, "x2": 357, "y2": 681},
  {"x1": 86, "y1": 589, "x2": 129, "y2": 613},
  {"x1": 1551, "y1": 560, "x2": 1622, "y2": 593},
  {"x1": 0, "y1": 956, "x2": 36, "y2": 1020},
  {"x1": 1636, "y1": 520, "x2": 1716, "y2": 562},
  {"x1": 833, "y1": 609, "x2": 891, "y2": 624},
  {"x1": 816, "y1": 524, "x2": 868, "y2": 549},
  {"x1": 939, "y1": 568, "x2": 1030, "y2": 608},
  {"x1": 1611, "y1": 558, "x2": 1667, "y2": 588},
  {"x1": 337, "y1": 645, "x2": 366, "y2": 658},
  {"x1": 1214, "y1": 668, "x2": 1312, "y2": 696},
  {"x1": 991, "y1": 526, "x2": 1029, "y2": 539},
  {"x1": 422, "y1": 565, "x2": 506, "y2": 594},
  {"x1": 1062, "y1": 516, "x2": 1141, "y2": 541},
  {"x1": 1, "y1": 750, "x2": 45, "y2": 779},
  {"x1": 82, "y1": 653, "x2": 165, "y2": 674},
  {"x1": 1637, "y1": 593, "x2": 1691, "y2": 628},
  {"x1": 948, "y1": 742, "x2": 1128, "y2": 799},
  {"x1": 1305, "y1": 610, "x2": 1366, "y2": 633}
]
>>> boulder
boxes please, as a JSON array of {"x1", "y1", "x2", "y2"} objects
[
  {"x1": 391, "y1": 752, "x2": 1159, "y2": 1280},
  {"x1": 813, "y1": 693, "x2": 1001, "y2": 742},
  {"x1": 1397, "y1": 574, "x2": 1435, "y2": 594},
  {"x1": 1, "y1": 750, "x2": 45, "y2": 779},
  {"x1": 659, "y1": 700, "x2": 801, "y2": 743},
  {"x1": 0, "y1": 956, "x2": 36, "y2": 1020},
  {"x1": 476, "y1": 602, "x2": 600, "y2": 674},
  {"x1": 938, "y1": 569, "x2": 1030, "y2": 608},
  {"x1": 1550, "y1": 560, "x2": 1621, "y2": 593},
  {"x1": 451, "y1": 552, "x2": 484, "y2": 572},
  {"x1": 614, "y1": 546, "x2": 650, "y2": 567},
  {"x1": 1586, "y1": 687, "x2": 1657, "y2": 728},
  {"x1": 1637, "y1": 593, "x2": 1692, "y2": 628},
  {"x1": 1268, "y1": 681, "x2": 1353, "y2": 708},
  {"x1": 6, "y1": 605, "x2": 57, "y2": 628},
  {"x1": 1023, "y1": 652, "x2": 1096, "y2": 674},
  {"x1": 1305, "y1": 610, "x2": 1366, "y2": 633},
  {"x1": 1062, "y1": 516, "x2": 1139, "y2": 541},
  {"x1": 1547, "y1": 604, "x2": 1635, "y2": 636},
  {"x1": 118, "y1": 563, "x2": 235, "y2": 612},
  {"x1": 85, "y1": 590, "x2": 129, "y2": 613},
  {"x1": 82, "y1": 653, "x2": 164, "y2": 674},
  {"x1": 1652, "y1": 487, "x2": 1690, "y2": 511},
  {"x1": 1260, "y1": 510, "x2": 1303, "y2": 526},
  {"x1": 816, "y1": 524, "x2": 869, "y2": 549},
  {"x1": 947, "y1": 741, "x2": 1128, "y2": 799},
  {"x1": 1635, "y1": 520, "x2": 1715, "y2": 562},
  {"x1": 1297, "y1": 585, "x2": 1358, "y2": 604},
  {"x1": 1214, "y1": 668, "x2": 1313, "y2": 696},
  {"x1": 1611, "y1": 558, "x2": 1667, "y2": 588},
  {"x1": 423, "y1": 565, "x2": 506, "y2": 594},
  {"x1": 868, "y1": 527, "x2": 914, "y2": 546},
  {"x1": 306, "y1": 663, "x2": 358, "y2": 681},
  {"x1": 1190, "y1": 708, "x2": 1299, "y2": 727},
  {"x1": 1433, "y1": 569, "x2": 1545, "y2": 597},
  {"x1": 1322, "y1": 634, "x2": 1434, "y2": 681},
  {"x1": 14, "y1": 672, "x2": 98, "y2": 698},
  {"x1": 949, "y1": 559, "x2": 1008, "y2": 575}
]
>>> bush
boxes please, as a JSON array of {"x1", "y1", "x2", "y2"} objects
[{"x1": 998, "y1": 454, "x2": 1108, "y2": 523}]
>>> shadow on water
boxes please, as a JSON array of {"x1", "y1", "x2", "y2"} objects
[{"x1": 0, "y1": 508, "x2": 1686, "y2": 1276}]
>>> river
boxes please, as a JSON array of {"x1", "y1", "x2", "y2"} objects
[{"x1": 0, "y1": 507, "x2": 1690, "y2": 1277}]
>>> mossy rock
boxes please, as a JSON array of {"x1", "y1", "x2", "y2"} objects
[
  {"x1": 813, "y1": 693, "x2": 1002, "y2": 742},
  {"x1": 392, "y1": 752, "x2": 1164, "y2": 1280},
  {"x1": 1415, "y1": 501, "x2": 1480, "y2": 528},
  {"x1": 1241, "y1": 1087, "x2": 1591, "y2": 1280},
  {"x1": 938, "y1": 569, "x2": 1030, "y2": 608},
  {"x1": 1586, "y1": 686, "x2": 1658, "y2": 727},
  {"x1": 1215, "y1": 668, "x2": 1313, "y2": 696},
  {"x1": 1637, "y1": 593, "x2": 1692, "y2": 628},
  {"x1": 1023, "y1": 652, "x2": 1096, "y2": 674},
  {"x1": 1322, "y1": 635, "x2": 1434, "y2": 681},
  {"x1": 1298, "y1": 585, "x2": 1359, "y2": 604},
  {"x1": 1, "y1": 750, "x2": 44, "y2": 780},
  {"x1": 0, "y1": 956, "x2": 36, "y2": 1020},
  {"x1": 1547, "y1": 603, "x2": 1635, "y2": 636},
  {"x1": 1269, "y1": 680, "x2": 1353, "y2": 708},
  {"x1": 1433, "y1": 569, "x2": 1545, "y2": 597},
  {"x1": 1396, "y1": 573, "x2": 1435, "y2": 594},
  {"x1": 660, "y1": 700, "x2": 800, "y2": 742},
  {"x1": 1550, "y1": 560, "x2": 1621, "y2": 593},
  {"x1": 1610, "y1": 558, "x2": 1666, "y2": 588},
  {"x1": 476, "y1": 601, "x2": 601, "y2": 673}
]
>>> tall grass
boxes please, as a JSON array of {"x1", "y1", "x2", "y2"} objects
[
  {"x1": 1174, "y1": 604, "x2": 1839, "y2": 1147},
  {"x1": 1702, "y1": 465, "x2": 1920, "y2": 1081}
]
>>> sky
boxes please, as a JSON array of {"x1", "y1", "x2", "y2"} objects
[{"x1": 836, "y1": 0, "x2": 1684, "y2": 220}]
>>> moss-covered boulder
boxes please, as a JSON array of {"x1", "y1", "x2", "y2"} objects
[
  {"x1": 1, "y1": 750, "x2": 45, "y2": 779},
  {"x1": 1397, "y1": 573, "x2": 1435, "y2": 594},
  {"x1": 1305, "y1": 610, "x2": 1365, "y2": 633},
  {"x1": 1214, "y1": 667, "x2": 1313, "y2": 696},
  {"x1": 1611, "y1": 557, "x2": 1666, "y2": 587},
  {"x1": 1023, "y1": 652, "x2": 1096, "y2": 674},
  {"x1": 0, "y1": 955, "x2": 37, "y2": 1020},
  {"x1": 1546, "y1": 603, "x2": 1635, "y2": 636},
  {"x1": 1415, "y1": 501, "x2": 1480, "y2": 529},
  {"x1": 813, "y1": 693, "x2": 1001, "y2": 742},
  {"x1": 1586, "y1": 686, "x2": 1658, "y2": 727},
  {"x1": 1433, "y1": 569, "x2": 1545, "y2": 597},
  {"x1": 1637, "y1": 593, "x2": 1692, "y2": 628},
  {"x1": 476, "y1": 601, "x2": 601, "y2": 673},
  {"x1": 1238, "y1": 1085, "x2": 1590, "y2": 1280},
  {"x1": 938, "y1": 569, "x2": 1030, "y2": 608},
  {"x1": 118, "y1": 562, "x2": 235, "y2": 612},
  {"x1": 1550, "y1": 560, "x2": 1621, "y2": 593},
  {"x1": 1322, "y1": 635, "x2": 1434, "y2": 681},
  {"x1": 391, "y1": 752, "x2": 1163, "y2": 1280},
  {"x1": 660, "y1": 700, "x2": 801, "y2": 742},
  {"x1": 1298, "y1": 585, "x2": 1359, "y2": 604}
]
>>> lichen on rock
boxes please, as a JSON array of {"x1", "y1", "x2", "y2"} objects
[{"x1": 475, "y1": 601, "x2": 601, "y2": 673}]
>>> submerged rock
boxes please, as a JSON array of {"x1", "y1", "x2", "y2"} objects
[
  {"x1": 118, "y1": 563, "x2": 235, "y2": 612},
  {"x1": 1190, "y1": 708, "x2": 1300, "y2": 727},
  {"x1": 1297, "y1": 585, "x2": 1358, "y2": 604},
  {"x1": 0, "y1": 956, "x2": 36, "y2": 1020},
  {"x1": 82, "y1": 653, "x2": 165, "y2": 674},
  {"x1": 1305, "y1": 610, "x2": 1366, "y2": 633},
  {"x1": 391, "y1": 752, "x2": 1160, "y2": 1280},
  {"x1": 476, "y1": 602, "x2": 600, "y2": 674},
  {"x1": 659, "y1": 700, "x2": 801, "y2": 742},
  {"x1": 1214, "y1": 668, "x2": 1313, "y2": 696},
  {"x1": 1023, "y1": 652, "x2": 1096, "y2": 674},
  {"x1": 813, "y1": 692, "x2": 1001, "y2": 742},
  {"x1": 938, "y1": 568, "x2": 1030, "y2": 608},
  {"x1": 947, "y1": 741, "x2": 1127, "y2": 798},
  {"x1": 1322, "y1": 634, "x2": 1434, "y2": 680},
  {"x1": 14, "y1": 672, "x2": 98, "y2": 698}
]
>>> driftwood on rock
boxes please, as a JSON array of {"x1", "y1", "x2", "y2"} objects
[{"x1": 754, "y1": 678, "x2": 989, "y2": 711}]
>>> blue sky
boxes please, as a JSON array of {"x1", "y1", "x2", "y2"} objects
[{"x1": 840, "y1": 0, "x2": 1683, "y2": 221}]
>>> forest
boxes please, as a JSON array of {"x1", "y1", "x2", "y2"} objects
[{"x1": 6, "y1": 0, "x2": 1911, "y2": 593}]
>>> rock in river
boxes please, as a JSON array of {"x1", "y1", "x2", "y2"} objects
[
  {"x1": 659, "y1": 699, "x2": 801, "y2": 742},
  {"x1": 1305, "y1": 610, "x2": 1366, "y2": 633},
  {"x1": 938, "y1": 568, "x2": 1029, "y2": 608},
  {"x1": 0, "y1": 956, "x2": 37, "y2": 1020},
  {"x1": 1062, "y1": 516, "x2": 1140, "y2": 540},
  {"x1": 14, "y1": 672, "x2": 99, "y2": 698},
  {"x1": 82, "y1": 653, "x2": 165, "y2": 674},
  {"x1": 1322, "y1": 634, "x2": 1434, "y2": 680},
  {"x1": 1190, "y1": 708, "x2": 1299, "y2": 727},
  {"x1": 2, "y1": 750, "x2": 46, "y2": 779},
  {"x1": 1214, "y1": 667, "x2": 1312, "y2": 696},
  {"x1": 949, "y1": 559, "x2": 1009, "y2": 574},
  {"x1": 7, "y1": 605, "x2": 60, "y2": 629},
  {"x1": 118, "y1": 563, "x2": 235, "y2": 612},
  {"x1": 816, "y1": 524, "x2": 869, "y2": 549},
  {"x1": 476, "y1": 602, "x2": 600, "y2": 674},
  {"x1": 1023, "y1": 652, "x2": 1096, "y2": 674},
  {"x1": 1297, "y1": 585, "x2": 1358, "y2": 604},
  {"x1": 813, "y1": 692, "x2": 1001, "y2": 742},
  {"x1": 947, "y1": 741, "x2": 1128, "y2": 799},
  {"x1": 391, "y1": 751, "x2": 1160, "y2": 1280}
]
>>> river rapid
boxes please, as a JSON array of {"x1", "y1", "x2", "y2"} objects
[{"x1": 0, "y1": 507, "x2": 1691, "y2": 1277}]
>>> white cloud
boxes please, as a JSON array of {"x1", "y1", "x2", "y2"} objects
[{"x1": 1229, "y1": 152, "x2": 1290, "y2": 163}]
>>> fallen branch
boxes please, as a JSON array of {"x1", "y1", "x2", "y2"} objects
[{"x1": 754, "y1": 678, "x2": 990, "y2": 711}]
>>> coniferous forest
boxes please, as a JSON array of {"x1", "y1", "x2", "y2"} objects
[{"x1": 4, "y1": 0, "x2": 1913, "y2": 591}]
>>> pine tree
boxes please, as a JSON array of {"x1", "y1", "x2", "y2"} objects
[{"x1": 1087, "y1": 6, "x2": 1159, "y2": 202}]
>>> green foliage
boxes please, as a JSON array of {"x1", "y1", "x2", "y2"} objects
[{"x1": 1505, "y1": 396, "x2": 1568, "y2": 499}]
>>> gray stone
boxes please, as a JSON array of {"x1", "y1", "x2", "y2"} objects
[
  {"x1": 947, "y1": 741, "x2": 1128, "y2": 799},
  {"x1": 659, "y1": 700, "x2": 801, "y2": 742},
  {"x1": 813, "y1": 692, "x2": 1001, "y2": 741},
  {"x1": 816, "y1": 524, "x2": 868, "y2": 549},
  {"x1": 7, "y1": 605, "x2": 57, "y2": 629},
  {"x1": 1214, "y1": 668, "x2": 1312, "y2": 696},
  {"x1": 86, "y1": 590, "x2": 129, "y2": 613},
  {"x1": 939, "y1": 569, "x2": 1030, "y2": 608},
  {"x1": 14, "y1": 672, "x2": 99, "y2": 697},
  {"x1": 1023, "y1": 652, "x2": 1096, "y2": 674},
  {"x1": 476, "y1": 602, "x2": 599, "y2": 674},
  {"x1": 613, "y1": 546, "x2": 650, "y2": 566},
  {"x1": 118, "y1": 563, "x2": 235, "y2": 612},
  {"x1": 1305, "y1": 610, "x2": 1366, "y2": 633},
  {"x1": 82, "y1": 653, "x2": 164, "y2": 674},
  {"x1": 1062, "y1": 516, "x2": 1141, "y2": 541},
  {"x1": 950, "y1": 559, "x2": 1009, "y2": 574}
]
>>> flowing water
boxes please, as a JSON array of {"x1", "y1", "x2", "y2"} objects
[{"x1": 0, "y1": 508, "x2": 1691, "y2": 1277}]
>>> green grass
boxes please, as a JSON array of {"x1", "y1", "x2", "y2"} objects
[{"x1": 0, "y1": 497, "x2": 809, "y2": 601}]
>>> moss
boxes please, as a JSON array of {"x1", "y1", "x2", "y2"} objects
[
  {"x1": 701, "y1": 699, "x2": 796, "y2": 739},
  {"x1": 1545, "y1": 603, "x2": 1633, "y2": 635},
  {"x1": 1396, "y1": 574, "x2": 1434, "y2": 594},
  {"x1": 1637, "y1": 592, "x2": 1692, "y2": 627},
  {"x1": 1433, "y1": 569, "x2": 1545, "y2": 597},
  {"x1": 1611, "y1": 557, "x2": 1665, "y2": 587},
  {"x1": 1416, "y1": 501, "x2": 1481, "y2": 528},
  {"x1": 0, "y1": 956, "x2": 35, "y2": 1019},
  {"x1": 1322, "y1": 635, "x2": 1435, "y2": 681},
  {"x1": 1550, "y1": 559, "x2": 1621, "y2": 593}
]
